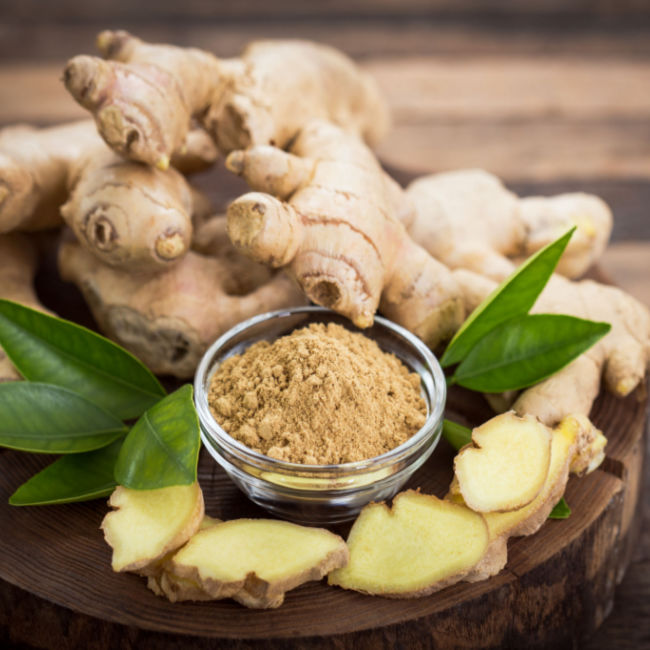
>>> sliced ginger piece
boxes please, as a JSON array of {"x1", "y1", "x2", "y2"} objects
[
  {"x1": 482, "y1": 414, "x2": 605, "y2": 540},
  {"x1": 147, "y1": 514, "x2": 221, "y2": 601},
  {"x1": 451, "y1": 414, "x2": 606, "y2": 582},
  {"x1": 169, "y1": 518, "x2": 348, "y2": 608},
  {"x1": 101, "y1": 482, "x2": 204, "y2": 575},
  {"x1": 455, "y1": 412, "x2": 552, "y2": 513},
  {"x1": 328, "y1": 490, "x2": 488, "y2": 598}
]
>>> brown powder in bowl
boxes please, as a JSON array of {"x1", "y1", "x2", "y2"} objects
[{"x1": 207, "y1": 322, "x2": 427, "y2": 464}]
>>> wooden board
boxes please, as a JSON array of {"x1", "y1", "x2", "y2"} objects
[{"x1": 0, "y1": 376, "x2": 645, "y2": 649}]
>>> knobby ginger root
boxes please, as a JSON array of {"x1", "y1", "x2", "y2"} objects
[
  {"x1": 191, "y1": 215, "x2": 273, "y2": 294},
  {"x1": 58, "y1": 238, "x2": 306, "y2": 378},
  {"x1": 63, "y1": 31, "x2": 389, "y2": 168},
  {"x1": 328, "y1": 490, "x2": 489, "y2": 598},
  {"x1": 101, "y1": 482, "x2": 204, "y2": 575},
  {"x1": 0, "y1": 121, "x2": 216, "y2": 270},
  {"x1": 454, "y1": 412, "x2": 552, "y2": 513},
  {"x1": 0, "y1": 233, "x2": 54, "y2": 382},
  {"x1": 226, "y1": 120, "x2": 464, "y2": 345},
  {"x1": 448, "y1": 414, "x2": 607, "y2": 582},
  {"x1": 453, "y1": 270, "x2": 650, "y2": 426},
  {"x1": 166, "y1": 518, "x2": 348, "y2": 608},
  {"x1": 405, "y1": 169, "x2": 612, "y2": 280}
]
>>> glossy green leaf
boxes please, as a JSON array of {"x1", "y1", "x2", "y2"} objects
[
  {"x1": 0, "y1": 299, "x2": 165, "y2": 420},
  {"x1": 9, "y1": 438, "x2": 122, "y2": 506},
  {"x1": 548, "y1": 497, "x2": 571, "y2": 520},
  {"x1": 114, "y1": 384, "x2": 200, "y2": 489},
  {"x1": 442, "y1": 419, "x2": 472, "y2": 451},
  {"x1": 0, "y1": 382, "x2": 127, "y2": 453},
  {"x1": 452, "y1": 314, "x2": 610, "y2": 392},
  {"x1": 441, "y1": 228, "x2": 575, "y2": 368}
]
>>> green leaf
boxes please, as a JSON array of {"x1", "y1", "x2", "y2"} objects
[
  {"x1": 452, "y1": 314, "x2": 611, "y2": 392},
  {"x1": 441, "y1": 228, "x2": 575, "y2": 368},
  {"x1": 442, "y1": 419, "x2": 472, "y2": 451},
  {"x1": 0, "y1": 382, "x2": 126, "y2": 453},
  {"x1": 9, "y1": 438, "x2": 122, "y2": 506},
  {"x1": 548, "y1": 497, "x2": 571, "y2": 519},
  {"x1": 0, "y1": 299, "x2": 165, "y2": 419},
  {"x1": 114, "y1": 384, "x2": 200, "y2": 489}
]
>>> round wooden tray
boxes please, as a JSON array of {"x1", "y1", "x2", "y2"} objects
[{"x1": 0, "y1": 378, "x2": 646, "y2": 649}]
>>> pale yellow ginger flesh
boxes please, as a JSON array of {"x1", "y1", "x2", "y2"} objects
[
  {"x1": 226, "y1": 119, "x2": 463, "y2": 345},
  {"x1": 405, "y1": 169, "x2": 612, "y2": 281},
  {"x1": 448, "y1": 414, "x2": 607, "y2": 582},
  {"x1": 454, "y1": 412, "x2": 552, "y2": 513},
  {"x1": 328, "y1": 490, "x2": 488, "y2": 598},
  {"x1": 147, "y1": 515, "x2": 221, "y2": 602},
  {"x1": 169, "y1": 518, "x2": 348, "y2": 608},
  {"x1": 63, "y1": 31, "x2": 389, "y2": 167},
  {"x1": 101, "y1": 482, "x2": 204, "y2": 575}
]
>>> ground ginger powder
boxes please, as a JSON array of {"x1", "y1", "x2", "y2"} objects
[{"x1": 207, "y1": 322, "x2": 427, "y2": 464}]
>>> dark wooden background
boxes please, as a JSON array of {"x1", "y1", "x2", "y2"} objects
[{"x1": 0, "y1": 1, "x2": 648, "y2": 647}]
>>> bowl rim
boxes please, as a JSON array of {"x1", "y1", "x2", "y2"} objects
[{"x1": 194, "y1": 305, "x2": 446, "y2": 474}]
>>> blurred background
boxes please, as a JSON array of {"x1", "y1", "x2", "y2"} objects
[
  {"x1": 1, "y1": 1, "x2": 649, "y2": 233},
  {"x1": 0, "y1": 2, "x2": 648, "y2": 647}
]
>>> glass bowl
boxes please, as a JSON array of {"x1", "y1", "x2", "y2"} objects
[{"x1": 194, "y1": 306, "x2": 446, "y2": 525}]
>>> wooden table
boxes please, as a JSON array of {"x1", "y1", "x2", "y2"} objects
[{"x1": 0, "y1": 4, "x2": 649, "y2": 647}]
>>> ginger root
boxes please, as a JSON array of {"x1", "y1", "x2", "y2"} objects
[
  {"x1": 101, "y1": 482, "x2": 204, "y2": 575},
  {"x1": 58, "y1": 238, "x2": 306, "y2": 378},
  {"x1": 454, "y1": 412, "x2": 552, "y2": 513},
  {"x1": 160, "y1": 518, "x2": 348, "y2": 608},
  {"x1": 0, "y1": 233, "x2": 53, "y2": 382},
  {"x1": 226, "y1": 120, "x2": 463, "y2": 345},
  {"x1": 453, "y1": 270, "x2": 650, "y2": 426},
  {"x1": 0, "y1": 121, "x2": 216, "y2": 270},
  {"x1": 63, "y1": 31, "x2": 389, "y2": 168},
  {"x1": 328, "y1": 490, "x2": 489, "y2": 598},
  {"x1": 405, "y1": 169, "x2": 612, "y2": 280}
]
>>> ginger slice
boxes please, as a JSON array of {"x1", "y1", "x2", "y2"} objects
[
  {"x1": 454, "y1": 412, "x2": 552, "y2": 513},
  {"x1": 147, "y1": 515, "x2": 221, "y2": 601},
  {"x1": 449, "y1": 414, "x2": 606, "y2": 582},
  {"x1": 328, "y1": 490, "x2": 488, "y2": 598},
  {"x1": 169, "y1": 518, "x2": 348, "y2": 608},
  {"x1": 101, "y1": 482, "x2": 204, "y2": 575}
]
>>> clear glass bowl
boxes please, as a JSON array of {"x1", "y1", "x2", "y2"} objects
[{"x1": 194, "y1": 306, "x2": 446, "y2": 525}]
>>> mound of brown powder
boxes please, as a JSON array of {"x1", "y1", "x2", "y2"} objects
[{"x1": 207, "y1": 322, "x2": 427, "y2": 464}]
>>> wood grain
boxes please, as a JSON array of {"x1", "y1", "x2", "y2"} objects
[{"x1": 2, "y1": 53, "x2": 650, "y2": 181}]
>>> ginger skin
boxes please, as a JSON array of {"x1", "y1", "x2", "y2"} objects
[
  {"x1": 63, "y1": 31, "x2": 389, "y2": 168},
  {"x1": 226, "y1": 120, "x2": 463, "y2": 346},
  {"x1": 0, "y1": 233, "x2": 53, "y2": 382},
  {"x1": 58, "y1": 238, "x2": 306, "y2": 378},
  {"x1": 405, "y1": 169, "x2": 613, "y2": 280},
  {"x1": 453, "y1": 269, "x2": 650, "y2": 426},
  {"x1": 0, "y1": 121, "x2": 217, "y2": 270}
]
